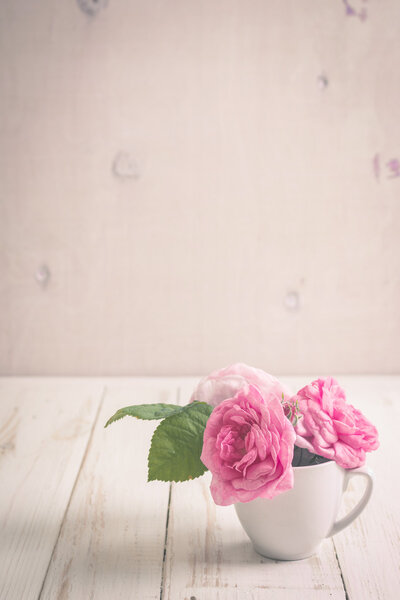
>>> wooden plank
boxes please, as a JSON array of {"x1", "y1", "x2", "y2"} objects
[
  {"x1": 330, "y1": 376, "x2": 400, "y2": 600},
  {"x1": 40, "y1": 380, "x2": 178, "y2": 600},
  {"x1": 0, "y1": 378, "x2": 103, "y2": 600},
  {"x1": 162, "y1": 380, "x2": 346, "y2": 600},
  {"x1": 163, "y1": 476, "x2": 347, "y2": 600},
  {"x1": 2, "y1": 375, "x2": 395, "y2": 599}
]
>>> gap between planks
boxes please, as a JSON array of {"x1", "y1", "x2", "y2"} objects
[
  {"x1": 161, "y1": 379, "x2": 347, "y2": 600},
  {"x1": 37, "y1": 385, "x2": 107, "y2": 600},
  {"x1": 160, "y1": 384, "x2": 182, "y2": 600},
  {"x1": 333, "y1": 544, "x2": 349, "y2": 600},
  {"x1": 160, "y1": 483, "x2": 173, "y2": 600}
]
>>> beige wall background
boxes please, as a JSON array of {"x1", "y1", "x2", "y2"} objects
[{"x1": 0, "y1": 0, "x2": 399, "y2": 376}]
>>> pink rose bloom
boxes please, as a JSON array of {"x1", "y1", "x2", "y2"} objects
[
  {"x1": 191, "y1": 363, "x2": 292, "y2": 408},
  {"x1": 200, "y1": 384, "x2": 296, "y2": 505},
  {"x1": 294, "y1": 377, "x2": 379, "y2": 469}
]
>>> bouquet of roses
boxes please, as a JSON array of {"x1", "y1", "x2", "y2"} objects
[{"x1": 105, "y1": 364, "x2": 379, "y2": 505}]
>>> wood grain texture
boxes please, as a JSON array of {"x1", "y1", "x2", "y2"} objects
[
  {"x1": 0, "y1": 378, "x2": 103, "y2": 600},
  {"x1": 1, "y1": 376, "x2": 398, "y2": 599},
  {"x1": 162, "y1": 380, "x2": 346, "y2": 600},
  {"x1": 40, "y1": 380, "x2": 178, "y2": 600},
  {"x1": 163, "y1": 475, "x2": 346, "y2": 600},
  {"x1": 1, "y1": 1, "x2": 400, "y2": 376},
  {"x1": 330, "y1": 377, "x2": 400, "y2": 600}
]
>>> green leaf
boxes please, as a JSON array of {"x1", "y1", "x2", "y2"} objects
[
  {"x1": 104, "y1": 403, "x2": 183, "y2": 427},
  {"x1": 148, "y1": 402, "x2": 213, "y2": 482}
]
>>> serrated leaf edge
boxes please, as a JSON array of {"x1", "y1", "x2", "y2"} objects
[
  {"x1": 147, "y1": 403, "x2": 211, "y2": 483},
  {"x1": 104, "y1": 403, "x2": 183, "y2": 428}
]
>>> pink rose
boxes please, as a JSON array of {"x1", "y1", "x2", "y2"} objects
[
  {"x1": 294, "y1": 377, "x2": 379, "y2": 469},
  {"x1": 191, "y1": 363, "x2": 292, "y2": 408},
  {"x1": 200, "y1": 384, "x2": 296, "y2": 505}
]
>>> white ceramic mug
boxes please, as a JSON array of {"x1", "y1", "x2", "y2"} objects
[{"x1": 234, "y1": 460, "x2": 374, "y2": 561}]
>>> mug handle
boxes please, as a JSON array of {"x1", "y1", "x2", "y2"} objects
[{"x1": 328, "y1": 465, "x2": 374, "y2": 537}]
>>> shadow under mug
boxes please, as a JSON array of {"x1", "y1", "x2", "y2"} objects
[{"x1": 234, "y1": 460, "x2": 374, "y2": 561}]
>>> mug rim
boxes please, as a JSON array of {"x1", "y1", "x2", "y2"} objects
[{"x1": 292, "y1": 459, "x2": 338, "y2": 471}]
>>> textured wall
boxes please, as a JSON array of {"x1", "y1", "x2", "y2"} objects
[{"x1": 0, "y1": 0, "x2": 399, "y2": 375}]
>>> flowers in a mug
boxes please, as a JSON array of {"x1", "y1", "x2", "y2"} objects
[
  {"x1": 191, "y1": 362, "x2": 291, "y2": 409},
  {"x1": 294, "y1": 377, "x2": 379, "y2": 468},
  {"x1": 200, "y1": 384, "x2": 296, "y2": 505},
  {"x1": 105, "y1": 364, "x2": 379, "y2": 505}
]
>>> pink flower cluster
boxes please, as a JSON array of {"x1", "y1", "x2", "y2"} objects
[
  {"x1": 194, "y1": 364, "x2": 379, "y2": 506},
  {"x1": 191, "y1": 363, "x2": 292, "y2": 408},
  {"x1": 293, "y1": 377, "x2": 379, "y2": 469},
  {"x1": 200, "y1": 385, "x2": 295, "y2": 505}
]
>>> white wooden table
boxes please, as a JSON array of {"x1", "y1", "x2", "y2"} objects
[{"x1": 1, "y1": 377, "x2": 399, "y2": 600}]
